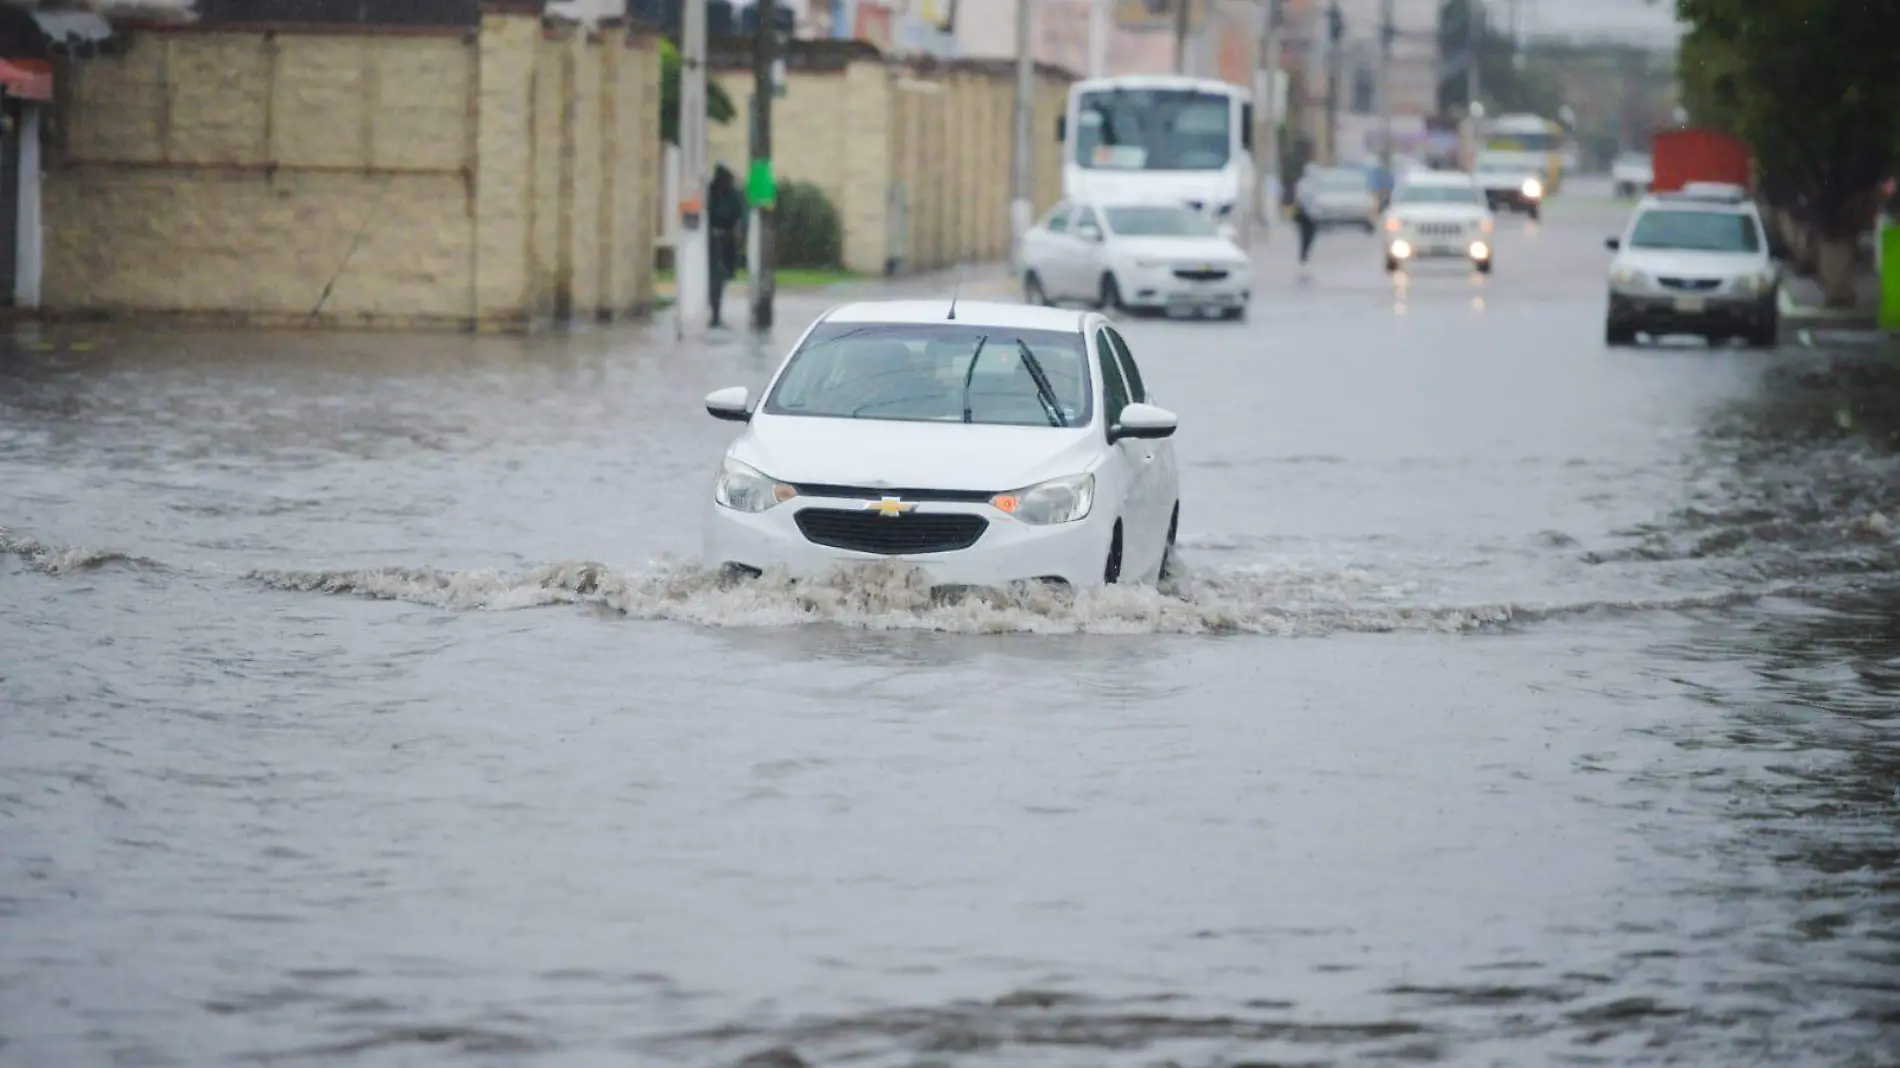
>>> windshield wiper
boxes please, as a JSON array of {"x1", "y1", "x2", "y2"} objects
[
  {"x1": 959, "y1": 335, "x2": 989, "y2": 424},
  {"x1": 1014, "y1": 340, "x2": 1067, "y2": 428}
]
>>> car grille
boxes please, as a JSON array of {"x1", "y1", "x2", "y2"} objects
[
  {"x1": 1657, "y1": 277, "x2": 1722, "y2": 291},
  {"x1": 794, "y1": 508, "x2": 989, "y2": 556},
  {"x1": 788, "y1": 482, "x2": 995, "y2": 502},
  {"x1": 1413, "y1": 221, "x2": 1464, "y2": 238},
  {"x1": 1173, "y1": 267, "x2": 1230, "y2": 281}
]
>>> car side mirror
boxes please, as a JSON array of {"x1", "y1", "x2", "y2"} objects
[
  {"x1": 1605, "y1": 237, "x2": 1620, "y2": 250},
  {"x1": 1110, "y1": 402, "x2": 1178, "y2": 442},
  {"x1": 705, "y1": 386, "x2": 751, "y2": 423},
  {"x1": 1076, "y1": 224, "x2": 1103, "y2": 242}
]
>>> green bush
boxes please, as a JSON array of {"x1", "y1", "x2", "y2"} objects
[{"x1": 775, "y1": 180, "x2": 843, "y2": 269}]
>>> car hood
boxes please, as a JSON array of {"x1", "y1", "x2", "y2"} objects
[
  {"x1": 1110, "y1": 235, "x2": 1247, "y2": 265},
  {"x1": 1390, "y1": 204, "x2": 1489, "y2": 223},
  {"x1": 1618, "y1": 248, "x2": 1764, "y2": 277},
  {"x1": 732, "y1": 414, "x2": 1108, "y2": 492}
]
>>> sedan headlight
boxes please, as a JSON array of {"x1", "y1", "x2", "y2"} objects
[
  {"x1": 1741, "y1": 269, "x2": 1777, "y2": 294},
  {"x1": 990, "y1": 473, "x2": 1095, "y2": 525},
  {"x1": 1610, "y1": 266, "x2": 1646, "y2": 288},
  {"x1": 1521, "y1": 177, "x2": 1544, "y2": 199},
  {"x1": 713, "y1": 457, "x2": 795, "y2": 513}
]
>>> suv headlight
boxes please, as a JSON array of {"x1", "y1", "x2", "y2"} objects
[
  {"x1": 990, "y1": 473, "x2": 1095, "y2": 525},
  {"x1": 713, "y1": 457, "x2": 795, "y2": 513}
]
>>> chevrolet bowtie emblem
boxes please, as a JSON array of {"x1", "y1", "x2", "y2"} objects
[{"x1": 865, "y1": 496, "x2": 915, "y2": 517}]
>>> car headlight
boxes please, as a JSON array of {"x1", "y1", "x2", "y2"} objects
[
  {"x1": 1610, "y1": 266, "x2": 1646, "y2": 287},
  {"x1": 713, "y1": 457, "x2": 795, "y2": 513},
  {"x1": 990, "y1": 473, "x2": 1095, "y2": 525},
  {"x1": 1742, "y1": 269, "x2": 1776, "y2": 294},
  {"x1": 1522, "y1": 177, "x2": 1544, "y2": 198}
]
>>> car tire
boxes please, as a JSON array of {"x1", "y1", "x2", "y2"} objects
[
  {"x1": 1023, "y1": 270, "x2": 1050, "y2": 306},
  {"x1": 1384, "y1": 255, "x2": 1400, "y2": 273},
  {"x1": 1528, "y1": 203, "x2": 1541, "y2": 222},
  {"x1": 1475, "y1": 257, "x2": 1494, "y2": 275},
  {"x1": 1104, "y1": 522, "x2": 1123, "y2": 586},
  {"x1": 1605, "y1": 320, "x2": 1637, "y2": 346},
  {"x1": 1159, "y1": 505, "x2": 1180, "y2": 582},
  {"x1": 1748, "y1": 315, "x2": 1779, "y2": 349},
  {"x1": 1097, "y1": 273, "x2": 1124, "y2": 313}
]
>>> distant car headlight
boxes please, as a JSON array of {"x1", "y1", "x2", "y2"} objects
[
  {"x1": 1521, "y1": 177, "x2": 1544, "y2": 199},
  {"x1": 991, "y1": 473, "x2": 1095, "y2": 525},
  {"x1": 713, "y1": 457, "x2": 795, "y2": 513}
]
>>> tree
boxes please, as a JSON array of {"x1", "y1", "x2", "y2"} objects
[
  {"x1": 658, "y1": 37, "x2": 736, "y2": 146},
  {"x1": 1673, "y1": 0, "x2": 1900, "y2": 305},
  {"x1": 1435, "y1": 0, "x2": 1562, "y2": 119}
]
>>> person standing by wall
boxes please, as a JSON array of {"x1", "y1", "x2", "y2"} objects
[{"x1": 707, "y1": 164, "x2": 747, "y2": 327}]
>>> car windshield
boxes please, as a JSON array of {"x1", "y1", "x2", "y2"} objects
[
  {"x1": 763, "y1": 322, "x2": 1093, "y2": 428},
  {"x1": 1316, "y1": 170, "x2": 1370, "y2": 190},
  {"x1": 1392, "y1": 184, "x2": 1483, "y2": 205},
  {"x1": 1103, "y1": 206, "x2": 1218, "y2": 237},
  {"x1": 1479, "y1": 162, "x2": 1533, "y2": 174},
  {"x1": 1074, "y1": 88, "x2": 1232, "y2": 171},
  {"x1": 1628, "y1": 209, "x2": 1761, "y2": 252}
]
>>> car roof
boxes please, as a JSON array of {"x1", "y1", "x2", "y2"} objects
[
  {"x1": 1635, "y1": 191, "x2": 1755, "y2": 213},
  {"x1": 822, "y1": 300, "x2": 1092, "y2": 333}
]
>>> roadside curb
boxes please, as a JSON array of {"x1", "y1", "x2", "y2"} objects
[{"x1": 1777, "y1": 284, "x2": 1880, "y2": 327}]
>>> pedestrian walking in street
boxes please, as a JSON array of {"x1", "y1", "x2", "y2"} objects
[{"x1": 707, "y1": 164, "x2": 747, "y2": 327}]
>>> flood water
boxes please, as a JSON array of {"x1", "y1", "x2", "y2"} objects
[{"x1": 3, "y1": 192, "x2": 1897, "y2": 1067}]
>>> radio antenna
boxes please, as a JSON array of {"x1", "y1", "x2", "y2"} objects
[{"x1": 946, "y1": 261, "x2": 965, "y2": 320}]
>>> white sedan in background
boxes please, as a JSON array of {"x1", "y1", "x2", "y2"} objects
[
  {"x1": 1381, "y1": 171, "x2": 1498, "y2": 274},
  {"x1": 1021, "y1": 201, "x2": 1252, "y2": 321},
  {"x1": 701, "y1": 300, "x2": 1182, "y2": 591}
]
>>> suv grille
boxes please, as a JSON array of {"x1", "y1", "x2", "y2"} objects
[
  {"x1": 1413, "y1": 221, "x2": 1464, "y2": 238},
  {"x1": 1658, "y1": 277, "x2": 1722, "y2": 291},
  {"x1": 794, "y1": 508, "x2": 989, "y2": 555}
]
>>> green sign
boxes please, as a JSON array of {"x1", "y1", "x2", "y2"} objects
[{"x1": 747, "y1": 159, "x2": 777, "y2": 209}]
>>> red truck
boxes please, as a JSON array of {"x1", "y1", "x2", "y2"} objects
[{"x1": 1650, "y1": 127, "x2": 1752, "y2": 194}]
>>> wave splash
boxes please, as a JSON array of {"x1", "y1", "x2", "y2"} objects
[
  {"x1": 0, "y1": 527, "x2": 154, "y2": 576},
  {"x1": 246, "y1": 556, "x2": 1784, "y2": 637}
]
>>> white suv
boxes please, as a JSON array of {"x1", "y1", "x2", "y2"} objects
[
  {"x1": 1604, "y1": 188, "x2": 1779, "y2": 348},
  {"x1": 1380, "y1": 171, "x2": 1497, "y2": 274}
]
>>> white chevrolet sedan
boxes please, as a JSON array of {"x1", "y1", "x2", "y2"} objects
[
  {"x1": 1021, "y1": 201, "x2": 1251, "y2": 320},
  {"x1": 702, "y1": 300, "x2": 1182, "y2": 590}
]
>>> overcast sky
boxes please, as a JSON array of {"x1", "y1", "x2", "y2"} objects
[{"x1": 1516, "y1": 0, "x2": 1686, "y2": 43}]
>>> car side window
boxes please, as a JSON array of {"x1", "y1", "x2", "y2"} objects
[
  {"x1": 1043, "y1": 203, "x2": 1071, "y2": 234},
  {"x1": 1103, "y1": 327, "x2": 1145, "y2": 403},
  {"x1": 1094, "y1": 327, "x2": 1130, "y2": 428}
]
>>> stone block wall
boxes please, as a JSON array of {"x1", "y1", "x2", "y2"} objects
[
  {"x1": 45, "y1": 8, "x2": 662, "y2": 331},
  {"x1": 705, "y1": 43, "x2": 1075, "y2": 276}
]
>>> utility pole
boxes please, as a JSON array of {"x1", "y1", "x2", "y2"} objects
[
  {"x1": 1172, "y1": 0, "x2": 1190, "y2": 75},
  {"x1": 1010, "y1": 0, "x2": 1036, "y2": 276},
  {"x1": 675, "y1": 0, "x2": 709, "y2": 337},
  {"x1": 1465, "y1": 0, "x2": 1481, "y2": 115},
  {"x1": 1254, "y1": 0, "x2": 1281, "y2": 226},
  {"x1": 1377, "y1": 0, "x2": 1393, "y2": 177},
  {"x1": 1087, "y1": 0, "x2": 1107, "y2": 77},
  {"x1": 749, "y1": 0, "x2": 777, "y2": 330},
  {"x1": 1325, "y1": 0, "x2": 1342, "y2": 164}
]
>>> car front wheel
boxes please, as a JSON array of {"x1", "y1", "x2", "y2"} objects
[
  {"x1": 1606, "y1": 319, "x2": 1637, "y2": 346},
  {"x1": 1023, "y1": 270, "x2": 1050, "y2": 306},
  {"x1": 1104, "y1": 521, "x2": 1123, "y2": 585},
  {"x1": 1098, "y1": 273, "x2": 1124, "y2": 313}
]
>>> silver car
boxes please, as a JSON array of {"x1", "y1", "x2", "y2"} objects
[{"x1": 1297, "y1": 167, "x2": 1380, "y2": 232}]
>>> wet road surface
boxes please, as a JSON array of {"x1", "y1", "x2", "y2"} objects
[{"x1": 3, "y1": 183, "x2": 1898, "y2": 1067}]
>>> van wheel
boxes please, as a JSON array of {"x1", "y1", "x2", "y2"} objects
[
  {"x1": 1104, "y1": 522, "x2": 1123, "y2": 585},
  {"x1": 1023, "y1": 270, "x2": 1050, "y2": 306}
]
